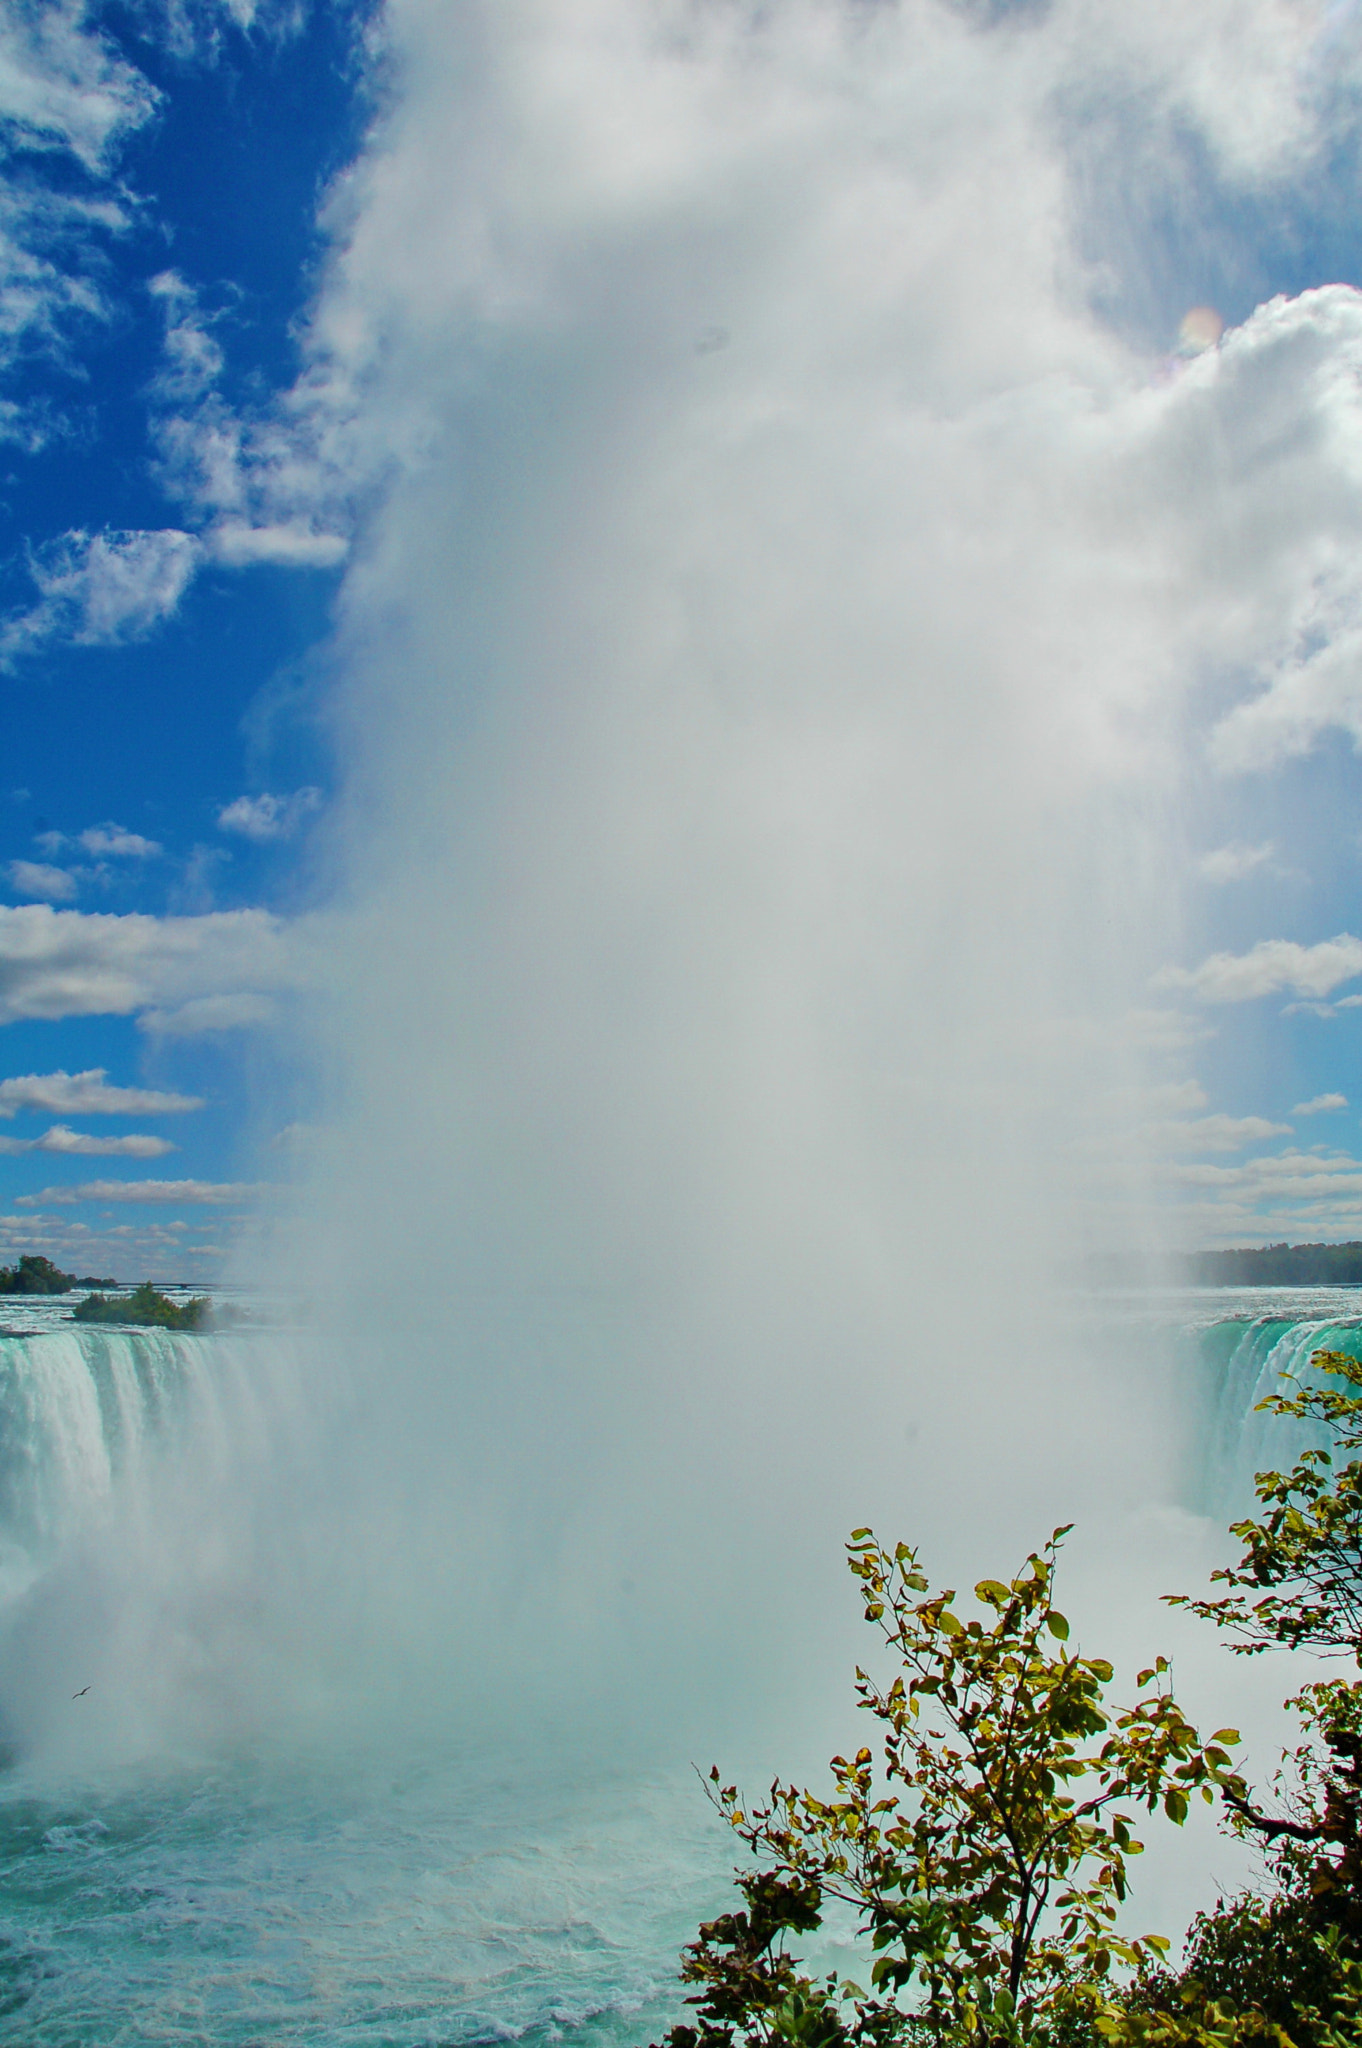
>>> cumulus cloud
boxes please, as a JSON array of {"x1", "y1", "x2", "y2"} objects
[
  {"x1": 8, "y1": 859, "x2": 75, "y2": 902},
  {"x1": 16, "y1": 1177, "x2": 257, "y2": 1205},
  {"x1": 216, "y1": 788, "x2": 322, "y2": 841},
  {"x1": 1294, "y1": 1092, "x2": 1348, "y2": 1114},
  {"x1": 0, "y1": 903, "x2": 291, "y2": 1024},
  {"x1": 0, "y1": 1123, "x2": 174, "y2": 1157},
  {"x1": 1199, "y1": 840, "x2": 1277, "y2": 883},
  {"x1": 0, "y1": 1067, "x2": 202, "y2": 1116},
  {"x1": 1156, "y1": 935, "x2": 1362, "y2": 1003}
]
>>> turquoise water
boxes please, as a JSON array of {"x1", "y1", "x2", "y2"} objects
[
  {"x1": 0, "y1": 1311, "x2": 733, "y2": 2045},
  {"x1": 1173, "y1": 1288, "x2": 1362, "y2": 1511},
  {"x1": 0, "y1": 1744, "x2": 721, "y2": 2046},
  {"x1": 0, "y1": 1287, "x2": 1357, "y2": 2044}
]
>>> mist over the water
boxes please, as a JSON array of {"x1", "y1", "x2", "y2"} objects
[
  {"x1": 256, "y1": 0, "x2": 1340, "y2": 1751},
  {"x1": 15, "y1": 0, "x2": 1362, "y2": 1785}
]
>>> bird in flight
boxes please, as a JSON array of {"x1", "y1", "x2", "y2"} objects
[{"x1": 72, "y1": 1685, "x2": 91, "y2": 1699}]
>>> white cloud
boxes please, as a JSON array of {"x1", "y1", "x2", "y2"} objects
[
  {"x1": 0, "y1": 7, "x2": 355, "y2": 612},
  {"x1": 1171, "y1": 1147, "x2": 1362, "y2": 1186},
  {"x1": 0, "y1": 10, "x2": 157, "y2": 442},
  {"x1": 8, "y1": 859, "x2": 75, "y2": 902},
  {"x1": 1146, "y1": 1112, "x2": 1293, "y2": 1153},
  {"x1": 16, "y1": 1177, "x2": 258, "y2": 1206},
  {"x1": 76, "y1": 823, "x2": 162, "y2": 859},
  {"x1": 0, "y1": 1209, "x2": 229, "y2": 1278},
  {"x1": 1293, "y1": 1092, "x2": 1348, "y2": 1114},
  {"x1": 209, "y1": 522, "x2": 348, "y2": 567},
  {"x1": 1159, "y1": 1135, "x2": 1362, "y2": 1240},
  {"x1": 216, "y1": 788, "x2": 322, "y2": 842},
  {"x1": 0, "y1": 904, "x2": 291, "y2": 1023},
  {"x1": 1198, "y1": 840, "x2": 1277, "y2": 883},
  {"x1": 0, "y1": 1068, "x2": 202, "y2": 1117},
  {"x1": 1156, "y1": 934, "x2": 1362, "y2": 1003},
  {"x1": 147, "y1": 269, "x2": 224, "y2": 401},
  {"x1": 37, "y1": 822, "x2": 163, "y2": 860},
  {"x1": 0, "y1": 527, "x2": 201, "y2": 664},
  {"x1": 0, "y1": 1124, "x2": 174, "y2": 1157},
  {"x1": 0, "y1": 4, "x2": 158, "y2": 170},
  {"x1": 138, "y1": 992, "x2": 276, "y2": 1036},
  {"x1": 147, "y1": 272, "x2": 354, "y2": 573}
]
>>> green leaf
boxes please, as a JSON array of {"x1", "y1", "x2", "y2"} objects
[{"x1": 1047, "y1": 1611, "x2": 1070, "y2": 1641}]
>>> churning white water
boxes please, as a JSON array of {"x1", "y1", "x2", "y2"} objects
[{"x1": 0, "y1": 1291, "x2": 1344, "y2": 2043}]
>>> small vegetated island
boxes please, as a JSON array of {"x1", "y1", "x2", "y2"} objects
[
  {"x1": 0, "y1": 1253, "x2": 117, "y2": 1293},
  {"x1": 72, "y1": 1282, "x2": 210, "y2": 1331}
]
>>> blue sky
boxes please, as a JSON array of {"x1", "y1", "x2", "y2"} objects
[
  {"x1": 9, "y1": 2, "x2": 1362, "y2": 1279},
  {"x1": 0, "y1": 1, "x2": 366, "y2": 1279}
]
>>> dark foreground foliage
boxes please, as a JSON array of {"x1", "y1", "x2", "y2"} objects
[
  {"x1": 72, "y1": 1282, "x2": 209, "y2": 1330},
  {"x1": 0, "y1": 1253, "x2": 116, "y2": 1293},
  {"x1": 650, "y1": 1352, "x2": 1362, "y2": 2048}
]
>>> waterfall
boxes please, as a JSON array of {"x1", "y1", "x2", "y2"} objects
[
  {"x1": 0, "y1": 1320, "x2": 307, "y2": 1762},
  {"x1": 0, "y1": 1327, "x2": 213, "y2": 1605},
  {"x1": 1193, "y1": 1307, "x2": 1362, "y2": 1516}
]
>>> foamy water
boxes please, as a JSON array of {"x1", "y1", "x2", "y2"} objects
[{"x1": 0, "y1": 1288, "x2": 1347, "y2": 2043}]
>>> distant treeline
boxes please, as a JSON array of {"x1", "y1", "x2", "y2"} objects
[
  {"x1": 1187, "y1": 1241, "x2": 1362, "y2": 1285},
  {"x1": 0, "y1": 1254, "x2": 117, "y2": 1294}
]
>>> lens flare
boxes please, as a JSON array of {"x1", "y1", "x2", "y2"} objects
[{"x1": 1177, "y1": 305, "x2": 1224, "y2": 355}]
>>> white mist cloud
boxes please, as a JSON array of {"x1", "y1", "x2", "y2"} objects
[
  {"x1": 0, "y1": 1068, "x2": 202, "y2": 1117},
  {"x1": 37, "y1": 0, "x2": 1362, "y2": 1828},
  {"x1": 0, "y1": 904, "x2": 291, "y2": 1023},
  {"x1": 232, "y1": 0, "x2": 1362, "y2": 1770},
  {"x1": 1293, "y1": 1092, "x2": 1347, "y2": 1114},
  {"x1": 138, "y1": 992, "x2": 276, "y2": 1036}
]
